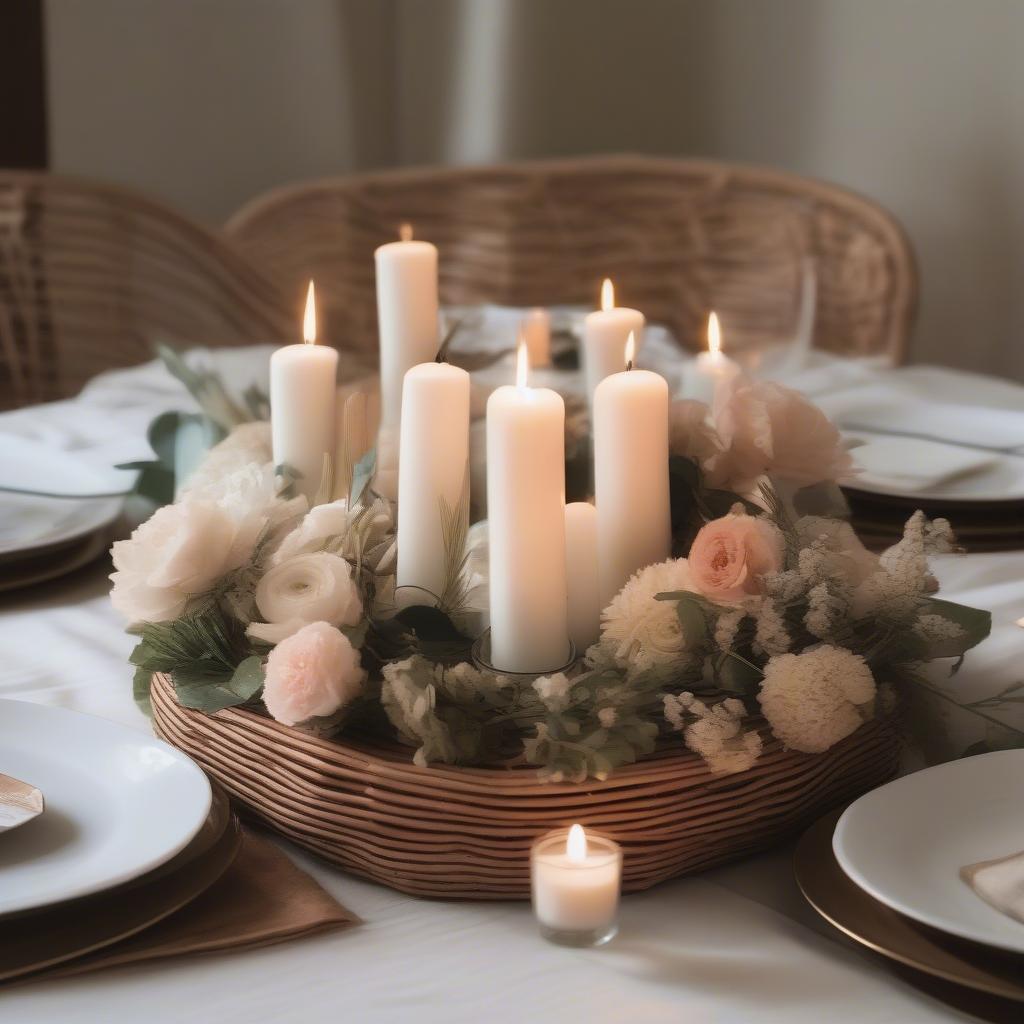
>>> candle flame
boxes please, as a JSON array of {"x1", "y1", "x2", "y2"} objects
[
  {"x1": 399, "y1": 222, "x2": 413, "y2": 242},
  {"x1": 707, "y1": 311, "x2": 721, "y2": 358},
  {"x1": 600, "y1": 277, "x2": 615, "y2": 312},
  {"x1": 567, "y1": 824, "x2": 587, "y2": 863},
  {"x1": 303, "y1": 280, "x2": 317, "y2": 344},
  {"x1": 516, "y1": 336, "x2": 529, "y2": 388},
  {"x1": 624, "y1": 330, "x2": 635, "y2": 369}
]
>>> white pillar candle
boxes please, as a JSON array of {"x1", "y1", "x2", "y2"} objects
[
  {"x1": 594, "y1": 333, "x2": 671, "y2": 610},
  {"x1": 564, "y1": 502, "x2": 600, "y2": 655},
  {"x1": 396, "y1": 361, "x2": 471, "y2": 607},
  {"x1": 531, "y1": 825, "x2": 622, "y2": 944},
  {"x1": 582, "y1": 278, "x2": 644, "y2": 406},
  {"x1": 678, "y1": 312, "x2": 742, "y2": 405},
  {"x1": 486, "y1": 343, "x2": 570, "y2": 673},
  {"x1": 271, "y1": 281, "x2": 338, "y2": 504},
  {"x1": 375, "y1": 225, "x2": 440, "y2": 491},
  {"x1": 522, "y1": 307, "x2": 552, "y2": 368}
]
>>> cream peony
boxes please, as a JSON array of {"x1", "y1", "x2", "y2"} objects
[
  {"x1": 111, "y1": 500, "x2": 252, "y2": 623},
  {"x1": 757, "y1": 645, "x2": 876, "y2": 753},
  {"x1": 689, "y1": 510, "x2": 784, "y2": 605},
  {"x1": 668, "y1": 399, "x2": 723, "y2": 466},
  {"x1": 708, "y1": 379, "x2": 853, "y2": 491},
  {"x1": 248, "y1": 551, "x2": 363, "y2": 644},
  {"x1": 600, "y1": 558, "x2": 696, "y2": 669},
  {"x1": 262, "y1": 621, "x2": 366, "y2": 726}
]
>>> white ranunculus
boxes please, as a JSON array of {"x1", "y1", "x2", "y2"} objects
[
  {"x1": 248, "y1": 552, "x2": 363, "y2": 644},
  {"x1": 110, "y1": 500, "x2": 248, "y2": 624},
  {"x1": 600, "y1": 558, "x2": 697, "y2": 669}
]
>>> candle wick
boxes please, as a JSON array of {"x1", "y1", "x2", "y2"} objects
[{"x1": 626, "y1": 360, "x2": 633, "y2": 372}]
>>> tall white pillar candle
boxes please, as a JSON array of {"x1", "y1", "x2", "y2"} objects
[
  {"x1": 396, "y1": 361, "x2": 471, "y2": 607},
  {"x1": 594, "y1": 334, "x2": 671, "y2": 610},
  {"x1": 564, "y1": 502, "x2": 600, "y2": 655},
  {"x1": 678, "y1": 312, "x2": 741, "y2": 406},
  {"x1": 270, "y1": 281, "x2": 338, "y2": 504},
  {"x1": 522, "y1": 307, "x2": 552, "y2": 368},
  {"x1": 582, "y1": 278, "x2": 644, "y2": 405},
  {"x1": 486, "y1": 344, "x2": 570, "y2": 673}
]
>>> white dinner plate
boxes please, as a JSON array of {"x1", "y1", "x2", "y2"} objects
[
  {"x1": 0, "y1": 436, "x2": 123, "y2": 558},
  {"x1": 0, "y1": 700, "x2": 211, "y2": 917},
  {"x1": 834, "y1": 750, "x2": 1024, "y2": 954},
  {"x1": 842, "y1": 429, "x2": 1024, "y2": 504}
]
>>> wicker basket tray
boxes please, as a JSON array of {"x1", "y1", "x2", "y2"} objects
[{"x1": 151, "y1": 672, "x2": 900, "y2": 900}]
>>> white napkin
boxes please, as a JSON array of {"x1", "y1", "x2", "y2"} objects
[
  {"x1": 961, "y1": 849, "x2": 1024, "y2": 924},
  {"x1": 846, "y1": 435, "x2": 998, "y2": 492}
]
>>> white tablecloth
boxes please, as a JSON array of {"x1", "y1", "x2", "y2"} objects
[{"x1": 1, "y1": 348, "x2": 1022, "y2": 1024}]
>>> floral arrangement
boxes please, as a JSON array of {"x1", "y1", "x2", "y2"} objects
[{"x1": 115, "y1": 357, "x2": 996, "y2": 783}]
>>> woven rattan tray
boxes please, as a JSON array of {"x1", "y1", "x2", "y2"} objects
[{"x1": 151, "y1": 672, "x2": 900, "y2": 900}]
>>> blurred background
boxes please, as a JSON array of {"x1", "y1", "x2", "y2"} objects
[{"x1": 4, "y1": 0, "x2": 1023, "y2": 380}]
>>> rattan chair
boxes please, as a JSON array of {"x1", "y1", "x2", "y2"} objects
[
  {"x1": 0, "y1": 172, "x2": 296, "y2": 409},
  {"x1": 226, "y1": 154, "x2": 917, "y2": 365}
]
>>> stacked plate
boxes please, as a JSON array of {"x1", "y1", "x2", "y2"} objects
[
  {"x1": 796, "y1": 750, "x2": 1024, "y2": 1006},
  {"x1": 837, "y1": 402, "x2": 1024, "y2": 551},
  {"x1": 0, "y1": 700, "x2": 238, "y2": 982},
  {"x1": 0, "y1": 437, "x2": 124, "y2": 592}
]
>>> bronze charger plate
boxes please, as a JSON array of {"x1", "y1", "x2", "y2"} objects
[
  {"x1": 795, "y1": 809, "x2": 1024, "y2": 1004},
  {"x1": 0, "y1": 782, "x2": 241, "y2": 983}
]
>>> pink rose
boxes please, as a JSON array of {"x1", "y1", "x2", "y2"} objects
[
  {"x1": 708, "y1": 380, "x2": 853, "y2": 490},
  {"x1": 689, "y1": 512, "x2": 785, "y2": 604},
  {"x1": 262, "y1": 621, "x2": 366, "y2": 727}
]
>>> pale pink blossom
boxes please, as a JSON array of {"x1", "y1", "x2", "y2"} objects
[
  {"x1": 708, "y1": 379, "x2": 853, "y2": 490},
  {"x1": 262, "y1": 621, "x2": 366, "y2": 726},
  {"x1": 688, "y1": 511, "x2": 785, "y2": 605}
]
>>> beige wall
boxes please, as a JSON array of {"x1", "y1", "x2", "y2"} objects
[{"x1": 45, "y1": 0, "x2": 1024, "y2": 380}]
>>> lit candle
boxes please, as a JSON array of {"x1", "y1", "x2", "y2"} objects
[
  {"x1": 521, "y1": 307, "x2": 552, "y2": 368},
  {"x1": 582, "y1": 278, "x2": 645, "y2": 405},
  {"x1": 270, "y1": 281, "x2": 338, "y2": 504},
  {"x1": 564, "y1": 502, "x2": 600, "y2": 655},
  {"x1": 375, "y1": 224, "x2": 440, "y2": 498},
  {"x1": 486, "y1": 342, "x2": 570, "y2": 673},
  {"x1": 531, "y1": 824, "x2": 622, "y2": 946},
  {"x1": 678, "y1": 312, "x2": 741, "y2": 405},
  {"x1": 396, "y1": 360, "x2": 471, "y2": 607},
  {"x1": 594, "y1": 333, "x2": 671, "y2": 610}
]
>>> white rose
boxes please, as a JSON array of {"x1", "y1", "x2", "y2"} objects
[
  {"x1": 248, "y1": 552, "x2": 363, "y2": 644},
  {"x1": 271, "y1": 500, "x2": 350, "y2": 565},
  {"x1": 181, "y1": 422, "x2": 273, "y2": 501},
  {"x1": 110, "y1": 501, "x2": 248, "y2": 623}
]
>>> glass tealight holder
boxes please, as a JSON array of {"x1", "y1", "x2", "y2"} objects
[
  {"x1": 471, "y1": 630, "x2": 577, "y2": 679},
  {"x1": 530, "y1": 825, "x2": 622, "y2": 948}
]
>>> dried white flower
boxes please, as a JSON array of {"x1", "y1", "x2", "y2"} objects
[
  {"x1": 597, "y1": 707, "x2": 618, "y2": 728},
  {"x1": 600, "y1": 558, "x2": 697, "y2": 669},
  {"x1": 805, "y1": 582, "x2": 848, "y2": 641},
  {"x1": 754, "y1": 599, "x2": 791, "y2": 656},
  {"x1": 665, "y1": 692, "x2": 763, "y2": 774},
  {"x1": 913, "y1": 612, "x2": 966, "y2": 644},
  {"x1": 714, "y1": 607, "x2": 746, "y2": 651},
  {"x1": 758, "y1": 646, "x2": 876, "y2": 753},
  {"x1": 533, "y1": 672, "x2": 573, "y2": 713}
]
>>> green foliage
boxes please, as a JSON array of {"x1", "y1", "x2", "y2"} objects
[{"x1": 349, "y1": 448, "x2": 376, "y2": 508}]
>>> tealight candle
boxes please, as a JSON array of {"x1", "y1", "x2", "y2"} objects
[
  {"x1": 582, "y1": 278, "x2": 644, "y2": 406},
  {"x1": 531, "y1": 824, "x2": 622, "y2": 947},
  {"x1": 270, "y1": 281, "x2": 338, "y2": 504},
  {"x1": 678, "y1": 312, "x2": 741, "y2": 406}
]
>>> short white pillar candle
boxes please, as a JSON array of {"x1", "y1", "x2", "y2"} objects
[
  {"x1": 270, "y1": 281, "x2": 338, "y2": 504},
  {"x1": 564, "y1": 502, "x2": 601, "y2": 656},
  {"x1": 396, "y1": 361, "x2": 471, "y2": 607},
  {"x1": 678, "y1": 311, "x2": 741, "y2": 406},
  {"x1": 531, "y1": 824, "x2": 622, "y2": 947},
  {"x1": 582, "y1": 278, "x2": 644, "y2": 406},
  {"x1": 521, "y1": 307, "x2": 552, "y2": 368}
]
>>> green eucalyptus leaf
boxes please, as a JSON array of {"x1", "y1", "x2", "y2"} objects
[
  {"x1": 173, "y1": 655, "x2": 264, "y2": 713},
  {"x1": 350, "y1": 448, "x2": 377, "y2": 508},
  {"x1": 132, "y1": 665, "x2": 153, "y2": 716}
]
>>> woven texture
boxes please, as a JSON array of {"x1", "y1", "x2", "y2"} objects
[
  {"x1": 151, "y1": 672, "x2": 901, "y2": 900},
  {"x1": 227, "y1": 154, "x2": 917, "y2": 367},
  {"x1": 0, "y1": 172, "x2": 295, "y2": 409}
]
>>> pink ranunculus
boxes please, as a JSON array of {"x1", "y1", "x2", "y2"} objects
[
  {"x1": 707, "y1": 379, "x2": 854, "y2": 491},
  {"x1": 689, "y1": 511, "x2": 785, "y2": 604},
  {"x1": 262, "y1": 621, "x2": 366, "y2": 727}
]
